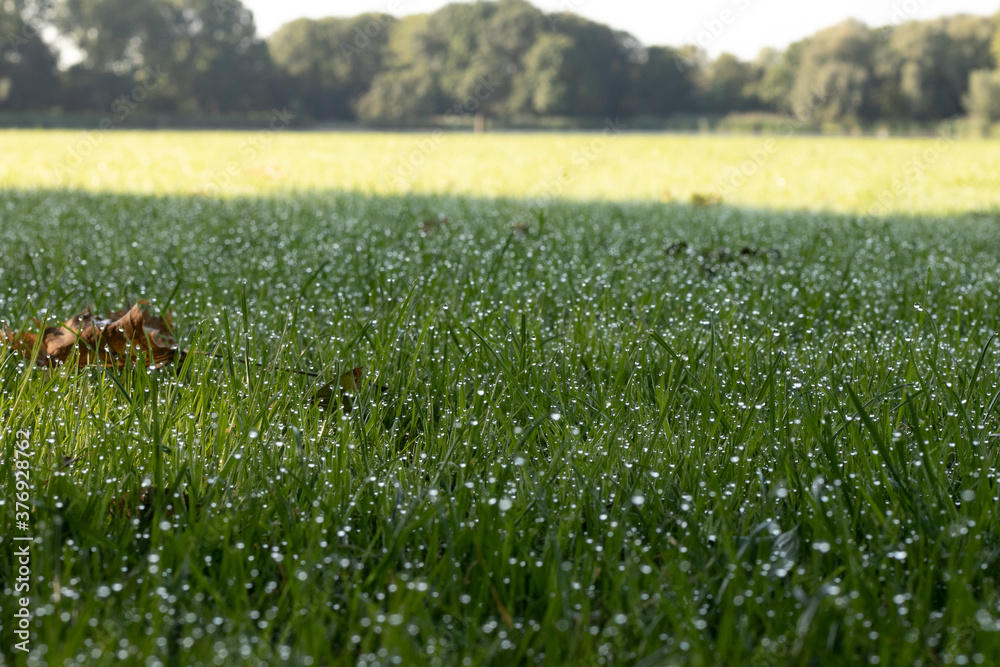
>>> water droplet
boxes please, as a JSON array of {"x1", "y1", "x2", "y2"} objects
[{"x1": 813, "y1": 541, "x2": 831, "y2": 553}]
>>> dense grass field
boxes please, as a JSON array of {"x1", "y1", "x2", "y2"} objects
[
  {"x1": 1, "y1": 131, "x2": 1000, "y2": 666},
  {"x1": 2, "y1": 130, "x2": 1000, "y2": 214}
]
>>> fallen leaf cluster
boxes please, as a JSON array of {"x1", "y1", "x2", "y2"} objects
[
  {"x1": 3, "y1": 303, "x2": 370, "y2": 417},
  {"x1": 2, "y1": 301, "x2": 184, "y2": 369}
]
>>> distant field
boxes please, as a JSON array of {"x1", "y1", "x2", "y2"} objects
[{"x1": 2, "y1": 129, "x2": 1000, "y2": 213}]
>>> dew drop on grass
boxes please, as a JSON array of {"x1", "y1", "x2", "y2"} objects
[{"x1": 631, "y1": 493, "x2": 645, "y2": 507}]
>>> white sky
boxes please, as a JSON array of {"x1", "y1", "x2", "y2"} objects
[{"x1": 243, "y1": 0, "x2": 999, "y2": 59}]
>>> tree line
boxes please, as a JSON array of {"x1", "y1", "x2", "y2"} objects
[{"x1": 3, "y1": 0, "x2": 1000, "y2": 126}]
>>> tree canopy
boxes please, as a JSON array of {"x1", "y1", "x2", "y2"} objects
[
  {"x1": 1, "y1": 0, "x2": 997, "y2": 126},
  {"x1": 1, "y1": 0, "x2": 59, "y2": 109}
]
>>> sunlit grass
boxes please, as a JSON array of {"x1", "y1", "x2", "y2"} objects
[
  {"x1": 1, "y1": 189, "x2": 999, "y2": 665},
  {"x1": 2, "y1": 129, "x2": 1000, "y2": 213}
]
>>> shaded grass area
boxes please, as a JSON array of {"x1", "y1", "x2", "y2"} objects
[{"x1": 0, "y1": 189, "x2": 999, "y2": 665}]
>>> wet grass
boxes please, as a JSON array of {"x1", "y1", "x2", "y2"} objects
[{"x1": 0, "y1": 189, "x2": 999, "y2": 666}]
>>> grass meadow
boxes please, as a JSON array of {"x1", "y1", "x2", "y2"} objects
[
  {"x1": 3, "y1": 130, "x2": 1000, "y2": 214},
  {"x1": 1, "y1": 130, "x2": 1000, "y2": 666}
]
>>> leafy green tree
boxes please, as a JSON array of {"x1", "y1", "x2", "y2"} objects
[
  {"x1": 449, "y1": 0, "x2": 545, "y2": 123},
  {"x1": 511, "y1": 32, "x2": 573, "y2": 115},
  {"x1": 876, "y1": 16, "x2": 994, "y2": 120},
  {"x1": 55, "y1": 0, "x2": 167, "y2": 72},
  {"x1": 175, "y1": 0, "x2": 272, "y2": 113},
  {"x1": 966, "y1": 69, "x2": 1000, "y2": 121},
  {"x1": 622, "y1": 45, "x2": 697, "y2": 116},
  {"x1": 356, "y1": 65, "x2": 439, "y2": 122},
  {"x1": 968, "y1": 10, "x2": 1000, "y2": 124},
  {"x1": 992, "y1": 9, "x2": 1000, "y2": 66},
  {"x1": 56, "y1": 0, "x2": 270, "y2": 113},
  {"x1": 0, "y1": 0, "x2": 59, "y2": 109},
  {"x1": 790, "y1": 19, "x2": 877, "y2": 122},
  {"x1": 416, "y1": 1, "x2": 495, "y2": 109},
  {"x1": 701, "y1": 53, "x2": 760, "y2": 112},
  {"x1": 270, "y1": 13, "x2": 394, "y2": 120},
  {"x1": 518, "y1": 12, "x2": 634, "y2": 117},
  {"x1": 757, "y1": 40, "x2": 808, "y2": 112},
  {"x1": 356, "y1": 14, "x2": 442, "y2": 122},
  {"x1": 8, "y1": 0, "x2": 1000, "y2": 124}
]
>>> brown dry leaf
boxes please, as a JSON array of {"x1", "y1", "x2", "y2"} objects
[
  {"x1": 314, "y1": 366, "x2": 365, "y2": 413},
  {"x1": 2, "y1": 301, "x2": 186, "y2": 369}
]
